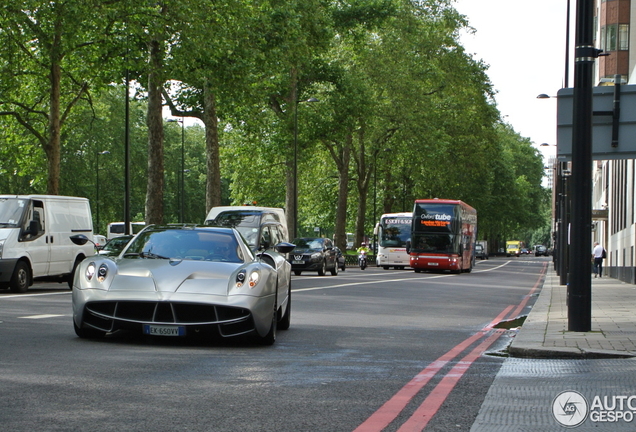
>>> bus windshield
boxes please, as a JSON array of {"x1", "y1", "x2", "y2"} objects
[
  {"x1": 379, "y1": 216, "x2": 411, "y2": 247},
  {"x1": 412, "y1": 202, "x2": 461, "y2": 253}
]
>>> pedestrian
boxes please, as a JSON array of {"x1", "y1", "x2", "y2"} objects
[{"x1": 592, "y1": 242, "x2": 606, "y2": 278}]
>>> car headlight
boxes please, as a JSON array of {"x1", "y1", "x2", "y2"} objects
[
  {"x1": 235, "y1": 269, "x2": 260, "y2": 289},
  {"x1": 85, "y1": 262, "x2": 109, "y2": 282},
  {"x1": 0, "y1": 239, "x2": 4, "y2": 258},
  {"x1": 85, "y1": 262, "x2": 96, "y2": 281},
  {"x1": 97, "y1": 264, "x2": 108, "y2": 282},
  {"x1": 310, "y1": 253, "x2": 321, "y2": 259}
]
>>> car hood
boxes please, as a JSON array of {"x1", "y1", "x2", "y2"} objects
[{"x1": 102, "y1": 258, "x2": 243, "y2": 295}]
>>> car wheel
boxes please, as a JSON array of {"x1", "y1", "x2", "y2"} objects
[
  {"x1": 317, "y1": 260, "x2": 326, "y2": 276},
  {"x1": 278, "y1": 283, "x2": 291, "y2": 331},
  {"x1": 73, "y1": 321, "x2": 106, "y2": 339},
  {"x1": 294, "y1": 270, "x2": 302, "y2": 276},
  {"x1": 330, "y1": 262, "x2": 338, "y2": 276},
  {"x1": 340, "y1": 265, "x2": 346, "y2": 272},
  {"x1": 9, "y1": 261, "x2": 30, "y2": 293},
  {"x1": 258, "y1": 297, "x2": 277, "y2": 346},
  {"x1": 414, "y1": 269, "x2": 422, "y2": 273}
]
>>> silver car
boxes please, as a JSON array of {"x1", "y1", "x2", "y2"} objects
[{"x1": 70, "y1": 225, "x2": 294, "y2": 345}]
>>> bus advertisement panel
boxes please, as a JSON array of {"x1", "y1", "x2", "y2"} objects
[
  {"x1": 408, "y1": 199, "x2": 477, "y2": 273},
  {"x1": 374, "y1": 212, "x2": 412, "y2": 269}
]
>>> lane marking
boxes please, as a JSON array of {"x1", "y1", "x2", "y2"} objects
[
  {"x1": 353, "y1": 305, "x2": 513, "y2": 432},
  {"x1": 19, "y1": 314, "x2": 65, "y2": 319},
  {"x1": 397, "y1": 330, "x2": 505, "y2": 432},
  {"x1": 0, "y1": 291, "x2": 71, "y2": 300}
]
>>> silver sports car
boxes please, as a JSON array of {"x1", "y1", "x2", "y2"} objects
[{"x1": 70, "y1": 225, "x2": 294, "y2": 345}]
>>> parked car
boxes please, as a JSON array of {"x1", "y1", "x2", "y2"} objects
[
  {"x1": 288, "y1": 237, "x2": 338, "y2": 276},
  {"x1": 520, "y1": 248, "x2": 530, "y2": 255},
  {"x1": 70, "y1": 224, "x2": 294, "y2": 345},
  {"x1": 475, "y1": 243, "x2": 488, "y2": 260},
  {"x1": 334, "y1": 246, "x2": 346, "y2": 271},
  {"x1": 535, "y1": 245, "x2": 548, "y2": 256},
  {"x1": 98, "y1": 235, "x2": 133, "y2": 256}
]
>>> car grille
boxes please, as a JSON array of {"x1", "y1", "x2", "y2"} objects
[{"x1": 83, "y1": 301, "x2": 254, "y2": 337}]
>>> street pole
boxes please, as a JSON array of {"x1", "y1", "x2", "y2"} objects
[
  {"x1": 568, "y1": 0, "x2": 596, "y2": 332},
  {"x1": 95, "y1": 150, "x2": 110, "y2": 234},
  {"x1": 180, "y1": 117, "x2": 185, "y2": 223}
]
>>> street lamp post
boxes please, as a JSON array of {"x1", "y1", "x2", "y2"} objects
[
  {"x1": 95, "y1": 150, "x2": 110, "y2": 234},
  {"x1": 293, "y1": 97, "x2": 319, "y2": 238},
  {"x1": 167, "y1": 118, "x2": 185, "y2": 223}
]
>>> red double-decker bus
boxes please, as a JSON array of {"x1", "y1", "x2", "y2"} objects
[{"x1": 407, "y1": 199, "x2": 477, "y2": 273}]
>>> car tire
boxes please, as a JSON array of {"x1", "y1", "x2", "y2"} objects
[
  {"x1": 330, "y1": 262, "x2": 338, "y2": 276},
  {"x1": 294, "y1": 270, "x2": 302, "y2": 276},
  {"x1": 257, "y1": 297, "x2": 277, "y2": 346},
  {"x1": 73, "y1": 321, "x2": 106, "y2": 339},
  {"x1": 317, "y1": 260, "x2": 326, "y2": 276},
  {"x1": 278, "y1": 282, "x2": 291, "y2": 331},
  {"x1": 9, "y1": 261, "x2": 30, "y2": 293}
]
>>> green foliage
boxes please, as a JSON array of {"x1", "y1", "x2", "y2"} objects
[{"x1": 0, "y1": 0, "x2": 547, "y2": 244}]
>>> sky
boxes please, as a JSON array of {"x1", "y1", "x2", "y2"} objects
[{"x1": 453, "y1": 0, "x2": 572, "y2": 162}]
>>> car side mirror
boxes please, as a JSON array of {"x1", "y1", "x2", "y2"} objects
[
  {"x1": 28, "y1": 220, "x2": 39, "y2": 236},
  {"x1": 275, "y1": 242, "x2": 295, "y2": 254},
  {"x1": 406, "y1": 240, "x2": 411, "y2": 254},
  {"x1": 70, "y1": 234, "x2": 94, "y2": 247}
]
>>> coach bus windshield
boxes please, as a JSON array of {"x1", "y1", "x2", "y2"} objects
[{"x1": 379, "y1": 216, "x2": 411, "y2": 247}]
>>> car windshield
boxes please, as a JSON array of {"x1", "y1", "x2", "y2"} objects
[
  {"x1": 292, "y1": 238, "x2": 323, "y2": 250},
  {"x1": 0, "y1": 198, "x2": 27, "y2": 228},
  {"x1": 124, "y1": 228, "x2": 246, "y2": 263},
  {"x1": 211, "y1": 211, "x2": 261, "y2": 248}
]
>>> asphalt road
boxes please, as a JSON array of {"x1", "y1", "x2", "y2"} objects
[{"x1": 0, "y1": 256, "x2": 548, "y2": 431}]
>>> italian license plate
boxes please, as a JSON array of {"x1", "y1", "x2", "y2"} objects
[
  {"x1": 143, "y1": 324, "x2": 185, "y2": 336},
  {"x1": 292, "y1": 260, "x2": 304, "y2": 265},
  {"x1": 428, "y1": 262, "x2": 439, "y2": 266}
]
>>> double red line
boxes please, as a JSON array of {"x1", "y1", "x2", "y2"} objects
[{"x1": 354, "y1": 263, "x2": 546, "y2": 432}]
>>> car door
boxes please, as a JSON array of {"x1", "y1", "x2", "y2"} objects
[{"x1": 324, "y1": 238, "x2": 336, "y2": 269}]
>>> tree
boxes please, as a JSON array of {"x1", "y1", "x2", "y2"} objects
[{"x1": 0, "y1": 1, "x2": 123, "y2": 194}]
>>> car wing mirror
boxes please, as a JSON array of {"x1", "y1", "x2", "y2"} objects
[
  {"x1": 275, "y1": 242, "x2": 295, "y2": 254},
  {"x1": 406, "y1": 240, "x2": 411, "y2": 254}
]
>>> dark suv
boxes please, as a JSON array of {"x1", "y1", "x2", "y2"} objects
[{"x1": 288, "y1": 237, "x2": 338, "y2": 276}]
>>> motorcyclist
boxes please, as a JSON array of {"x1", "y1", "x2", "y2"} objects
[{"x1": 357, "y1": 243, "x2": 370, "y2": 255}]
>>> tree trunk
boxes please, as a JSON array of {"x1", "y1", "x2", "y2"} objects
[
  {"x1": 203, "y1": 82, "x2": 221, "y2": 212},
  {"x1": 145, "y1": 38, "x2": 164, "y2": 225},
  {"x1": 334, "y1": 134, "x2": 352, "y2": 252}
]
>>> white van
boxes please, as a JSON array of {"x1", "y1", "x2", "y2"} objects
[
  {"x1": 0, "y1": 195, "x2": 94, "y2": 292},
  {"x1": 106, "y1": 221, "x2": 145, "y2": 239}
]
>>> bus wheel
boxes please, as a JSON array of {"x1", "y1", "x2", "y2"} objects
[{"x1": 383, "y1": 266, "x2": 390, "y2": 270}]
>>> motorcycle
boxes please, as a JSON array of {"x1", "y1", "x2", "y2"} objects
[{"x1": 358, "y1": 250, "x2": 367, "y2": 270}]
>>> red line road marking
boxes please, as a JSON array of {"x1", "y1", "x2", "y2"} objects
[
  {"x1": 508, "y1": 262, "x2": 547, "y2": 318},
  {"x1": 396, "y1": 330, "x2": 505, "y2": 432},
  {"x1": 353, "y1": 305, "x2": 514, "y2": 432}
]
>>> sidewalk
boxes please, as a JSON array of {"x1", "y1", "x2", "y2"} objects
[{"x1": 509, "y1": 267, "x2": 636, "y2": 358}]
